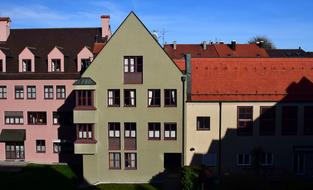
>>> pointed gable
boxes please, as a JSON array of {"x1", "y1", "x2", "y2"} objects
[
  {"x1": 18, "y1": 47, "x2": 36, "y2": 72},
  {"x1": 0, "y1": 48, "x2": 7, "y2": 72},
  {"x1": 47, "y1": 46, "x2": 64, "y2": 72},
  {"x1": 77, "y1": 46, "x2": 94, "y2": 72}
]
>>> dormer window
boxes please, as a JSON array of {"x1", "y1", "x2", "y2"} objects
[
  {"x1": 81, "y1": 58, "x2": 91, "y2": 72},
  {"x1": 51, "y1": 59, "x2": 61, "y2": 72},
  {"x1": 22, "y1": 59, "x2": 32, "y2": 72},
  {"x1": 0, "y1": 59, "x2": 3, "y2": 72},
  {"x1": 48, "y1": 47, "x2": 64, "y2": 72}
]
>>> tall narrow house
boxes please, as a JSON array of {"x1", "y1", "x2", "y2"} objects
[{"x1": 73, "y1": 12, "x2": 184, "y2": 183}]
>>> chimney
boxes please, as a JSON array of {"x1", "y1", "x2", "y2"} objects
[
  {"x1": 230, "y1": 40, "x2": 236, "y2": 50},
  {"x1": 101, "y1": 15, "x2": 111, "y2": 39},
  {"x1": 202, "y1": 41, "x2": 207, "y2": 50},
  {"x1": 256, "y1": 40, "x2": 264, "y2": 48},
  {"x1": 173, "y1": 41, "x2": 176, "y2": 50},
  {"x1": 0, "y1": 17, "x2": 11, "y2": 42}
]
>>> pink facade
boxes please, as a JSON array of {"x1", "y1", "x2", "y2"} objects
[
  {"x1": 18, "y1": 47, "x2": 35, "y2": 72},
  {"x1": 0, "y1": 80, "x2": 74, "y2": 163},
  {"x1": 101, "y1": 15, "x2": 111, "y2": 38},
  {"x1": 0, "y1": 49, "x2": 6, "y2": 72},
  {"x1": 77, "y1": 46, "x2": 94, "y2": 72},
  {"x1": 0, "y1": 17, "x2": 10, "y2": 42},
  {"x1": 47, "y1": 47, "x2": 65, "y2": 72}
]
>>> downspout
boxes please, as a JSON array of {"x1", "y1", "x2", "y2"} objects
[
  {"x1": 181, "y1": 75, "x2": 186, "y2": 167},
  {"x1": 218, "y1": 101, "x2": 222, "y2": 177}
]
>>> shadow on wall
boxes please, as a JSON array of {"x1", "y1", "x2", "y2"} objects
[
  {"x1": 189, "y1": 77, "x2": 313, "y2": 177},
  {"x1": 57, "y1": 91, "x2": 83, "y2": 179}
]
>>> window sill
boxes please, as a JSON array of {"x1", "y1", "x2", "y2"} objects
[
  {"x1": 36, "y1": 151, "x2": 46, "y2": 154},
  {"x1": 164, "y1": 138, "x2": 176, "y2": 141},
  {"x1": 75, "y1": 139, "x2": 97, "y2": 144},
  {"x1": 109, "y1": 168, "x2": 121, "y2": 170},
  {"x1": 164, "y1": 105, "x2": 177, "y2": 107},
  {"x1": 124, "y1": 105, "x2": 136, "y2": 107},
  {"x1": 74, "y1": 106, "x2": 96, "y2": 110},
  {"x1": 108, "y1": 105, "x2": 120, "y2": 107},
  {"x1": 148, "y1": 105, "x2": 161, "y2": 108},
  {"x1": 124, "y1": 167, "x2": 137, "y2": 170},
  {"x1": 196, "y1": 128, "x2": 210, "y2": 131},
  {"x1": 148, "y1": 138, "x2": 161, "y2": 141},
  {"x1": 29, "y1": 123, "x2": 47, "y2": 125}
]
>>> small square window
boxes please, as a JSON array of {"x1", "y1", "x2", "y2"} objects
[
  {"x1": 124, "y1": 89, "x2": 136, "y2": 107},
  {"x1": 36, "y1": 140, "x2": 46, "y2": 153},
  {"x1": 51, "y1": 59, "x2": 61, "y2": 72},
  {"x1": 197, "y1": 117, "x2": 210, "y2": 130},
  {"x1": 22, "y1": 59, "x2": 32, "y2": 72}
]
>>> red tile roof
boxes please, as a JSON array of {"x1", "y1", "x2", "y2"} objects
[
  {"x1": 189, "y1": 58, "x2": 313, "y2": 101},
  {"x1": 164, "y1": 43, "x2": 269, "y2": 59},
  {"x1": 93, "y1": 42, "x2": 105, "y2": 55}
]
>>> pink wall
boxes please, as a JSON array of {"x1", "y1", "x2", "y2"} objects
[
  {"x1": 0, "y1": 50, "x2": 6, "y2": 72},
  {"x1": 0, "y1": 18, "x2": 10, "y2": 42},
  {"x1": 77, "y1": 46, "x2": 94, "y2": 72},
  {"x1": 18, "y1": 47, "x2": 35, "y2": 72},
  {"x1": 47, "y1": 47, "x2": 65, "y2": 72},
  {"x1": 101, "y1": 15, "x2": 111, "y2": 38},
  {"x1": 0, "y1": 79, "x2": 74, "y2": 163}
]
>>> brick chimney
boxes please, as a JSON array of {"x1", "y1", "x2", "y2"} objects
[
  {"x1": 101, "y1": 15, "x2": 111, "y2": 39},
  {"x1": 0, "y1": 17, "x2": 11, "y2": 42}
]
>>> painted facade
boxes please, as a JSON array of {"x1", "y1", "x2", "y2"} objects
[{"x1": 73, "y1": 12, "x2": 183, "y2": 183}]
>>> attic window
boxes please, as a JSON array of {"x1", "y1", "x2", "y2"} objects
[
  {"x1": 0, "y1": 59, "x2": 3, "y2": 72},
  {"x1": 81, "y1": 58, "x2": 91, "y2": 72},
  {"x1": 51, "y1": 59, "x2": 61, "y2": 72},
  {"x1": 22, "y1": 59, "x2": 32, "y2": 72}
]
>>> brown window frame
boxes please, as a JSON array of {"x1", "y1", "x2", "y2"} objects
[
  {"x1": 237, "y1": 106, "x2": 253, "y2": 136},
  {"x1": 196, "y1": 117, "x2": 210, "y2": 130},
  {"x1": 28, "y1": 112, "x2": 47, "y2": 125},
  {"x1": 148, "y1": 89, "x2": 161, "y2": 107},
  {"x1": 56, "y1": 86, "x2": 66, "y2": 99},
  {"x1": 22, "y1": 59, "x2": 32, "y2": 72},
  {"x1": 15, "y1": 85, "x2": 24, "y2": 99},
  {"x1": 75, "y1": 90, "x2": 94, "y2": 109},
  {"x1": 76, "y1": 124, "x2": 95, "y2": 142},
  {"x1": 124, "y1": 89, "x2": 136, "y2": 107},
  {"x1": 259, "y1": 106, "x2": 276, "y2": 136},
  {"x1": 109, "y1": 152, "x2": 121, "y2": 169},
  {"x1": 164, "y1": 89, "x2": 177, "y2": 107},
  {"x1": 27, "y1": 86, "x2": 36, "y2": 99},
  {"x1": 108, "y1": 122, "x2": 121, "y2": 138},
  {"x1": 44, "y1": 85, "x2": 54, "y2": 99},
  {"x1": 124, "y1": 152, "x2": 137, "y2": 170},
  {"x1": 0, "y1": 86, "x2": 7, "y2": 99},
  {"x1": 123, "y1": 56, "x2": 143, "y2": 73},
  {"x1": 304, "y1": 106, "x2": 313, "y2": 135},
  {"x1": 36, "y1": 140, "x2": 46, "y2": 153},
  {"x1": 164, "y1": 123, "x2": 177, "y2": 140},
  {"x1": 281, "y1": 106, "x2": 298, "y2": 136},
  {"x1": 124, "y1": 123, "x2": 136, "y2": 138},
  {"x1": 148, "y1": 122, "x2": 161, "y2": 140},
  {"x1": 4, "y1": 112, "x2": 24, "y2": 125},
  {"x1": 108, "y1": 89, "x2": 120, "y2": 107},
  {"x1": 51, "y1": 59, "x2": 61, "y2": 72}
]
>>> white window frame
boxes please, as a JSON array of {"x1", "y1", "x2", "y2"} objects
[{"x1": 236, "y1": 153, "x2": 251, "y2": 166}]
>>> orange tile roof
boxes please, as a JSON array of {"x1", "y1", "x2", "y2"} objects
[
  {"x1": 190, "y1": 58, "x2": 313, "y2": 101},
  {"x1": 213, "y1": 44, "x2": 269, "y2": 57}
]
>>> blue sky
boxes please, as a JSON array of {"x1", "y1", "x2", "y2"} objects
[{"x1": 1, "y1": 0, "x2": 313, "y2": 50}]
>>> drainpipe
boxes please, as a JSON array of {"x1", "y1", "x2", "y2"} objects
[
  {"x1": 181, "y1": 76, "x2": 186, "y2": 167},
  {"x1": 218, "y1": 101, "x2": 222, "y2": 177}
]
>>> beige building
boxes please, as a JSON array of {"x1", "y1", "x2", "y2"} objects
[{"x1": 73, "y1": 12, "x2": 184, "y2": 184}]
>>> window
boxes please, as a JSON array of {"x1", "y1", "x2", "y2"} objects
[
  {"x1": 53, "y1": 142, "x2": 61, "y2": 153},
  {"x1": 237, "y1": 153, "x2": 251, "y2": 166},
  {"x1": 51, "y1": 59, "x2": 61, "y2": 72},
  {"x1": 22, "y1": 59, "x2": 32, "y2": 72},
  {"x1": 237, "y1": 107, "x2": 253, "y2": 136},
  {"x1": 77, "y1": 124, "x2": 93, "y2": 140},
  {"x1": 56, "y1": 86, "x2": 66, "y2": 99},
  {"x1": 36, "y1": 140, "x2": 46, "y2": 153},
  {"x1": 76, "y1": 90, "x2": 93, "y2": 107},
  {"x1": 108, "y1": 89, "x2": 120, "y2": 107},
  {"x1": 197, "y1": 117, "x2": 210, "y2": 130},
  {"x1": 4, "y1": 111, "x2": 23, "y2": 124},
  {"x1": 15, "y1": 86, "x2": 24, "y2": 99},
  {"x1": 124, "y1": 56, "x2": 143, "y2": 73},
  {"x1": 27, "y1": 86, "x2": 36, "y2": 99},
  {"x1": 164, "y1": 123, "x2": 177, "y2": 140},
  {"x1": 164, "y1": 89, "x2": 177, "y2": 106},
  {"x1": 260, "y1": 152, "x2": 273, "y2": 166},
  {"x1": 304, "y1": 106, "x2": 313, "y2": 135},
  {"x1": 44, "y1": 86, "x2": 53, "y2": 99},
  {"x1": 53, "y1": 112, "x2": 59, "y2": 125},
  {"x1": 0, "y1": 59, "x2": 3, "y2": 72},
  {"x1": 109, "y1": 123, "x2": 120, "y2": 138},
  {"x1": 148, "y1": 89, "x2": 161, "y2": 107},
  {"x1": 28, "y1": 112, "x2": 47, "y2": 125},
  {"x1": 109, "y1": 152, "x2": 121, "y2": 169},
  {"x1": 281, "y1": 106, "x2": 298, "y2": 135},
  {"x1": 148, "y1": 122, "x2": 161, "y2": 140},
  {"x1": 124, "y1": 89, "x2": 136, "y2": 107},
  {"x1": 125, "y1": 153, "x2": 137, "y2": 169},
  {"x1": 123, "y1": 56, "x2": 143, "y2": 84},
  {"x1": 81, "y1": 59, "x2": 91, "y2": 72},
  {"x1": 125, "y1": 123, "x2": 136, "y2": 138},
  {"x1": 0, "y1": 86, "x2": 7, "y2": 99},
  {"x1": 259, "y1": 107, "x2": 276, "y2": 136}
]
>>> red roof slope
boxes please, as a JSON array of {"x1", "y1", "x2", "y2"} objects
[
  {"x1": 164, "y1": 44, "x2": 218, "y2": 59},
  {"x1": 191, "y1": 58, "x2": 313, "y2": 101},
  {"x1": 213, "y1": 44, "x2": 269, "y2": 57}
]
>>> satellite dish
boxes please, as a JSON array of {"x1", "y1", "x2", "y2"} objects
[{"x1": 152, "y1": 31, "x2": 158, "y2": 41}]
